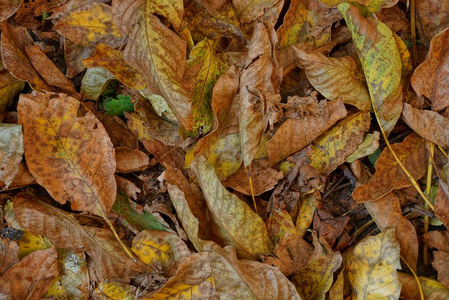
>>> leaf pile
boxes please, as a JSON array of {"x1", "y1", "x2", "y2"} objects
[{"x1": 1, "y1": 0, "x2": 449, "y2": 298}]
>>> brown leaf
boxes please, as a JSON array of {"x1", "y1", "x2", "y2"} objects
[
  {"x1": 115, "y1": 146, "x2": 149, "y2": 173},
  {"x1": 0, "y1": 238, "x2": 19, "y2": 275},
  {"x1": 402, "y1": 103, "x2": 449, "y2": 148},
  {"x1": 25, "y1": 45, "x2": 78, "y2": 97},
  {"x1": 0, "y1": 23, "x2": 51, "y2": 91},
  {"x1": 434, "y1": 251, "x2": 449, "y2": 289},
  {"x1": 423, "y1": 230, "x2": 449, "y2": 254},
  {"x1": 411, "y1": 27, "x2": 449, "y2": 111},
  {"x1": 0, "y1": 247, "x2": 59, "y2": 300},
  {"x1": 0, "y1": 69, "x2": 25, "y2": 121},
  {"x1": 0, "y1": 124, "x2": 24, "y2": 190},
  {"x1": 232, "y1": 0, "x2": 280, "y2": 24},
  {"x1": 0, "y1": 162, "x2": 36, "y2": 190},
  {"x1": 266, "y1": 97, "x2": 347, "y2": 165},
  {"x1": 64, "y1": 39, "x2": 93, "y2": 78},
  {"x1": 96, "y1": 112, "x2": 139, "y2": 149},
  {"x1": 399, "y1": 272, "x2": 449, "y2": 300},
  {"x1": 14, "y1": 192, "x2": 146, "y2": 282},
  {"x1": 0, "y1": 0, "x2": 22, "y2": 22},
  {"x1": 416, "y1": 0, "x2": 449, "y2": 47},
  {"x1": 239, "y1": 22, "x2": 281, "y2": 167},
  {"x1": 352, "y1": 133, "x2": 427, "y2": 202},
  {"x1": 18, "y1": 91, "x2": 117, "y2": 216},
  {"x1": 115, "y1": 175, "x2": 141, "y2": 200},
  {"x1": 435, "y1": 179, "x2": 449, "y2": 229}
]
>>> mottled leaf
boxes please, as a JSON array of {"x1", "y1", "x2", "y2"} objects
[
  {"x1": 93, "y1": 282, "x2": 136, "y2": 300},
  {"x1": 18, "y1": 91, "x2": 117, "y2": 216},
  {"x1": 399, "y1": 273, "x2": 449, "y2": 300},
  {"x1": 346, "y1": 131, "x2": 380, "y2": 162},
  {"x1": 81, "y1": 67, "x2": 115, "y2": 101},
  {"x1": 0, "y1": 124, "x2": 23, "y2": 190},
  {"x1": 0, "y1": 69, "x2": 24, "y2": 121},
  {"x1": 232, "y1": 0, "x2": 280, "y2": 23},
  {"x1": 416, "y1": 0, "x2": 449, "y2": 47},
  {"x1": 339, "y1": 3, "x2": 403, "y2": 136},
  {"x1": 296, "y1": 192, "x2": 318, "y2": 238},
  {"x1": 319, "y1": 0, "x2": 397, "y2": 13}
]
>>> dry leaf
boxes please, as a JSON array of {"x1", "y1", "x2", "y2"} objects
[
  {"x1": 0, "y1": 162, "x2": 36, "y2": 190},
  {"x1": 18, "y1": 91, "x2": 117, "y2": 216},
  {"x1": 347, "y1": 228, "x2": 401, "y2": 300},
  {"x1": 96, "y1": 112, "x2": 139, "y2": 149},
  {"x1": 64, "y1": 39, "x2": 92, "y2": 78},
  {"x1": 232, "y1": 0, "x2": 280, "y2": 23},
  {"x1": 0, "y1": 238, "x2": 19, "y2": 275},
  {"x1": 0, "y1": 0, "x2": 22, "y2": 22},
  {"x1": 192, "y1": 155, "x2": 271, "y2": 259},
  {"x1": 399, "y1": 273, "x2": 449, "y2": 300},
  {"x1": 411, "y1": 28, "x2": 449, "y2": 111},
  {"x1": 80, "y1": 67, "x2": 115, "y2": 101},
  {"x1": 416, "y1": 0, "x2": 449, "y2": 47},
  {"x1": 0, "y1": 69, "x2": 24, "y2": 121},
  {"x1": 93, "y1": 282, "x2": 137, "y2": 300},
  {"x1": 340, "y1": 3, "x2": 404, "y2": 136},
  {"x1": 14, "y1": 192, "x2": 146, "y2": 282},
  {"x1": 0, "y1": 124, "x2": 24, "y2": 190},
  {"x1": 115, "y1": 175, "x2": 141, "y2": 200},
  {"x1": 353, "y1": 133, "x2": 427, "y2": 202},
  {"x1": 296, "y1": 193, "x2": 318, "y2": 238},
  {"x1": 115, "y1": 146, "x2": 149, "y2": 173}
]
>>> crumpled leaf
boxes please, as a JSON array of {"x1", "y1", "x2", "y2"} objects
[
  {"x1": 132, "y1": 230, "x2": 191, "y2": 276},
  {"x1": 82, "y1": 44, "x2": 147, "y2": 90},
  {"x1": 347, "y1": 228, "x2": 401, "y2": 300},
  {"x1": 0, "y1": 68, "x2": 24, "y2": 121},
  {"x1": 292, "y1": 252, "x2": 342, "y2": 300},
  {"x1": 14, "y1": 192, "x2": 146, "y2": 282},
  {"x1": 277, "y1": 0, "x2": 341, "y2": 49},
  {"x1": 239, "y1": 22, "x2": 281, "y2": 167},
  {"x1": 184, "y1": 39, "x2": 228, "y2": 134},
  {"x1": 146, "y1": 246, "x2": 301, "y2": 299},
  {"x1": 402, "y1": 103, "x2": 449, "y2": 148},
  {"x1": 192, "y1": 156, "x2": 271, "y2": 259},
  {"x1": 411, "y1": 27, "x2": 449, "y2": 111},
  {"x1": 266, "y1": 97, "x2": 347, "y2": 165},
  {"x1": 0, "y1": 0, "x2": 22, "y2": 22},
  {"x1": 0, "y1": 23, "x2": 51, "y2": 91},
  {"x1": 310, "y1": 111, "x2": 370, "y2": 175},
  {"x1": 81, "y1": 67, "x2": 115, "y2": 101},
  {"x1": 114, "y1": 146, "x2": 149, "y2": 173},
  {"x1": 293, "y1": 46, "x2": 371, "y2": 111},
  {"x1": 339, "y1": 3, "x2": 403, "y2": 136},
  {"x1": 0, "y1": 247, "x2": 59, "y2": 299},
  {"x1": 353, "y1": 133, "x2": 427, "y2": 202},
  {"x1": 93, "y1": 282, "x2": 136, "y2": 300},
  {"x1": 54, "y1": 2, "x2": 122, "y2": 48},
  {"x1": 0, "y1": 124, "x2": 24, "y2": 190},
  {"x1": 232, "y1": 0, "x2": 281, "y2": 24},
  {"x1": 18, "y1": 91, "x2": 117, "y2": 216},
  {"x1": 191, "y1": 65, "x2": 241, "y2": 181},
  {"x1": 112, "y1": 0, "x2": 194, "y2": 130}
]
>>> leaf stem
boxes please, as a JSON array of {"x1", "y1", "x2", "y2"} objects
[
  {"x1": 104, "y1": 215, "x2": 137, "y2": 262},
  {"x1": 247, "y1": 166, "x2": 258, "y2": 214},
  {"x1": 423, "y1": 142, "x2": 434, "y2": 265}
]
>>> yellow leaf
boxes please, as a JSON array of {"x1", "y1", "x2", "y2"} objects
[
  {"x1": 232, "y1": 0, "x2": 280, "y2": 23},
  {"x1": 0, "y1": 69, "x2": 24, "y2": 121},
  {"x1": 17, "y1": 91, "x2": 117, "y2": 217},
  {"x1": 399, "y1": 273, "x2": 449, "y2": 300},
  {"x1": 184, "y1": 39, "x2": 228, "y2": 134},
  {"x1": 55, "y1": 249, "x2": 89, "y2": 299},
  {"x1": 296, "y1": 193, "x2": 318, "y2": 238},
  {"x1": 293, "y1": 46, "x2": 371, "y2": 111},
  {"x1": 339, "y1": 3, "x2": 403, "y2": 136},
  {"x1": 310, "y1": 111, "x2": 370, "y2": 175},
  {"x1": 277, "y1": 0, "x2": 342, "y2": 49},
  {"x1": 346, "y1": 228, "x2": 401, "y2": 300},
  {"x1": 145, "y1": 0, "x2": 183, "y2": 30},
  {"x1": 132, "y1": 230, "x2": 191, "y2": 276},
  {"x1": 82, "y1": 44, "x2": 147, "y2": 90},
  {"x1": 293, "y1": 252, "x2": 342, "y2": 300},
  {"x1": 346, "y1": 131, "x2": 380, "y2": 162},
  {"x1": 112, "y1": 0, "x2": 194, "y2": 130},
  {"x1": 145, "y1": 247, "x2": 300, "y2": 299},
  {"x1": 266, "y1": 208, "x2": 300, "y2": 245},
  {"x1": 54, "y1": 2, "x2": 122, "y2": 47},
  {"x1": 319, "y1": 0, "x2": 397, "y2": 13},
  {"x1": 81, "y1": 67, "x2": 115, "y2": 101},
  {"x1": 192, "y1": 156, "x2": 271, "y2": 259},
  {"x1": 94, "y1": 282, "x2": 136, "y2": 300}
]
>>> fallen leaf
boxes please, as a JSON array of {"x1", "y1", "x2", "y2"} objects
[
  {"x1": 54, "y1": 2, "x2": 122, "y2": 48},
  {"x1": 0, "y1": 69, "x2": 24, "y2": 121},
  {"x1": 0, "y1": 23, "x2": 51, "y2": 91},
  {"x1": 184, "y1": 39, "x2": 228, "y2": 134},
  {"x1": 146, "y1": 246, "x2": 300, "y2": 299},
  {"x1": 292, "y1": 252, "x2": 342, "y2": 300},
  {"x1": 293, "y1": 46, "x2": 371, "y2": 111},
  {"x1": 0, "y1": 162, "x2": 36, "y2": 190},
  {"x1": 339, "y1": 3, "x2": 404, "y2": 136},
  {"x1": 0, "y1": 238, "x2": 19, "y2": 275},
  {"x1": 64, "y1": 39, "x2": 92, "y2": 78},
  {"x1": 266, "y1": 208, "x2": 300, "y2": 244},
  {"x1": 0, "y1": 0, "x2": 22, "y2": 22},
  {"x1": 411, "y1": 27, "x2": 449, "y2": 111},
  {"x1": 114, "y1": 146, "x2": 149, "y2": 173},
  {"x1": 239, "y1": 22, "x2": 281, "y2": 167},
  {"x1": 399, "y1": 273, "x2": 449, "y2": 300},
  {"x1": 347, "y1": 228, "x2": 401, "y2": 300},
  {"x1": 14, "y1": 192, "x2": 146, "y2": 282},
  {"x1": 132, "y1": 230, "x2": 191, "y2": 276},
  {"x1": 82, "y1": 44, "x2": 147, "y2": 90},
  {"x1": 192, "y1": 155, "x2": 271, "y2": 259},
  {"x1": 319, "y1": 0, "x2": 397, "y2": 13},
  {"x1": 296, "y1": 192, "x2": 318, "y2": 238},
  {"x1": 329, "y1": 270, "x2": 345, "y2": 300},
  {"x1": 0, "y1": 124, "x2": 24, "y2": 190},
  {"x1": 345, "y1": 131, "x2": 380, "y2": 163},
  {"x1": 18, "y1": 91, "x2": 117, "y2": 216},
  {"x1": 96, "y1": 112, "x2": 139, "y2": 149},
  {"x1": 0, "y1": 247, "x2": 59, "y2": 300},
  {"x1": 266, "y1": 97, "x2": 347, "y2": 165},
  {"x1": 434, "y1": 251, "x2": 449, "y2": 289},
  {"x1": 353, "y1": 133, "x2": 427, "y2": 202},
  {"x1": 115, "y1": 175, "x2": 141, "y2": 200},
  {"x1": 112, "y1": 0, "x2": 194, "y2": 130},
  {"x1": 310, "y1": 111, "x2": 370, "y2": 175},
  {"x1": 80, "y1": 67, "x2": 115, "y2": 101},
  {"x1": 416, "y1": 0, "x2": 449, "y2": 47},
  {"x1": 277, "y1": 0, "x2": 341, "y2": 49},
  {"x1": 93, "y1": 282, "x2": 136, "y2": 300}
]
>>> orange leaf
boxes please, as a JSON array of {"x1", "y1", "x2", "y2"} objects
[{"x1": 115, "y1": 146, "x2": 149, "y2": 173}]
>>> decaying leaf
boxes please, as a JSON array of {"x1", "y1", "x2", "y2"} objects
[
  {"x1": 340, "y1": 3, "x2": 404, "y2": 136},
  {"x1": 346, "y1": 228, "x2": 401, "y2": 300},
  {"x1": 411, "y1": 27, "x2": 449, "y2": 111},
  {"x1": 114, "y1": 146, "x2": 149, "y2": 173},
  {"x1": 0, "y1": 0, "x2": 22, "y2": 22},
  {"x1": 81, "y1": 67, "x2": 115, "y2": 101},
  {"x1": 93, "y1": 282, "x2": 137, "y2": 300},
  {"x1": 416, "y1": 0, "x2": 449, "y2": 47},
  {"x1": 353, "y1": 133, "x2": 427, "y2": 202},
  {"x1": 146, "y1": 246, "x2": 300, "y2": 299},
  {"x1": 293, "y1": 46, "x2": 371, "y2": 111},
  {"x1": 14, "y1": 192, "x2": 146, "y2": 282},
  {"x1": 232, "y1": 0, "x2": 281, "y2": 24},
  {"x1": 399, "y1": 273, "x2": 449, "y2": 300},
  {"x1": 0, "y1": 162, "x2": 36, "y2": 190},
  {"x1": 296, "y1": 193, "x2": 318, "y2": 238},
  {"x1": 346, "y1": 131, "x2": 380, "y2": 162},
  {"x1": 0, "y1": 69, "x2": 24, "y2": 121},
  {"x1": 0, "y1": 124, "x2": 23, "y2": 190},
  {"x1": 18, "y1": 91, "x2": 117, "y2": 216},
  {"x1": 192, "y1": 156, "x2": 271, "y2": 259},
  {"x1": 0, "y1": 238, "x2": 19, "y2": 275},
  {"x1": 319, "y1": 0, "x2": 397, "y2": 13}
]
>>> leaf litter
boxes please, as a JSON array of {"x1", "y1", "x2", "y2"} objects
[{"x1": 1, "y1": 0, "x2": 449, "y2": 298}]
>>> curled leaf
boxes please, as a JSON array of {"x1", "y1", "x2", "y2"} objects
[{"x1": 0, "y1": 124, "x2": 23, "y2": 190}]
